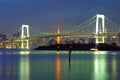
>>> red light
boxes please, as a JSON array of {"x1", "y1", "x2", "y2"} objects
[{"x1": 69, "y1": 45, "x2": 72, "y2": 49}]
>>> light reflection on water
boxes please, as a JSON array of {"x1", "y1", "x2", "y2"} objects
[
  {"x1": 20, "y1": 51, "x2": 30, "y2": 55},
  {"x1": 111, "y1": 56, "x2": 117, "y2": 80},
  {"x1": 93, "y1": 51, "x2": 107, "y2": 80},
  {"x1": 19, "y1": 55, "x2": 30, "y2": 80},
  {"x1": 56, "y1": 53, "x2": 61, "y2": 80},
  {"x1": 0, "y1": 50, "x2": 119, "y2": 80}
]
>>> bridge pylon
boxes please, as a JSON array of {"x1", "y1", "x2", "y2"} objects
[
  {"x1": 21, "y1": 25, "x2": 29, "y2": 49},
  {"x1": 95, "y1": 14, "x2": 105, "y2": 44}
]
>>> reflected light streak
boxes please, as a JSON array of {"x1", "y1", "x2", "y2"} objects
[
  {"x1": 112, "y1": 56, "x2": 117, "y2": 80},
  {"x1": 94, "y1": 51, "x2": 99, "y2": 54},
  {"x1": 112, "y1": 52, "x2": 117, "y2": 55},
  {"x1": 20, "y1": 51, "x2": 30, "y2": 55},
  {"x1": 56, "y1": 54, "x2": 61, "y2": 80},
  {"x1": 19, "y1": 55, "x2": 30, "y2": 80},
  {"x1": 56, "y1": 51, "x2": 61, "y2": 54},
  {"x1": 93, "y1": 51, "x2": 107, "y2": 80},
  {"x1": 94, "y1": 51, "x2": 107, "y2": 54}
]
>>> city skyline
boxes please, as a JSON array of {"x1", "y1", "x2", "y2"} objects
[{"x1": 0, "y1": 0, "x2": 120, "y2": 38}]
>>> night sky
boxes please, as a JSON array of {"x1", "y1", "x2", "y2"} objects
[{"x1": 0, "y1": 0, "x2": 120, "y2": 38}]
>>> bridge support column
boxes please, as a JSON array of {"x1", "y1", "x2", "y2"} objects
[
  {"x1": 96, "y1": 36, "x2": 99, "y2": 44},
  {"x1": 21, "y1": 40, "x2": 29, "y2": 49},
  {"x1": 102, "y1": 37, "x2": 105, "y2": 43},
  {"x1": 21, "y1": 40, "x2": 24, "y2": 48},
  {"x1": 26, "y1": 40, "x2": 29, "y2": 49},
  {"x1": 95, "y1": 14, "x2": 105, "y2": 43},
  {"x1": 21, "y1": 25, "x2": 30, "y2": 49},
  {"x1": 95, "y1": 36, "x2": 105, "y2": 44}
]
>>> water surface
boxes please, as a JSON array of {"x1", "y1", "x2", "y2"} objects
[{"x1": 0, "y1": 50, "x2": 120, "y2": 80}]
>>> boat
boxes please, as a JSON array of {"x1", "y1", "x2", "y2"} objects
[{"x1": 90, "y1": 48, "x2": 98, "y2": 51}]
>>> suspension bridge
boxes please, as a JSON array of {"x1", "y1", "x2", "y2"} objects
[{"x1": 2, "y1": 14, "x2": 120, "y2": 49}]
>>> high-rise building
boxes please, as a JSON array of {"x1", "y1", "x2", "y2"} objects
[{"x1": 0, "y1": 33, "x2": 7, "y2": 41}]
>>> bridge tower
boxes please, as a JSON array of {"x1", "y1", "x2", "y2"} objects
[
  {"x1": 57, "y1": 27, "x2": 61, "y2": 44},
  {"x1": 21, "y1": 25, "x2": 29, "y2": 49},
  {"x1": 95, "y1": 14, "x2": 105, "y2": 43}
]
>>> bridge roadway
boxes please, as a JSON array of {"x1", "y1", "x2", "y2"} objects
[{"x1": 12, "y1": 32, "x2": 120, "y2": 41}]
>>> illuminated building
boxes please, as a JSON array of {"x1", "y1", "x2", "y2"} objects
[{"x1": 57, "y1": 27, "x2": 61, "y2": 44}]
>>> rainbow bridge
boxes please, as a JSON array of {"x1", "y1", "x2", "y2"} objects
[{"x1": 3, "y1": 14, "x2": 120, "y2": 49}]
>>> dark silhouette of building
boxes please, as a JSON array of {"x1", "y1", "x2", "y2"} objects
[{"x1": 0, "y1": 33, "x2": 7, "y2": 41}]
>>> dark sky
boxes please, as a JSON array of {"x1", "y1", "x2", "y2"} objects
[{"x1": 0, "y1": 0, "x2": 120, "y2": 38}]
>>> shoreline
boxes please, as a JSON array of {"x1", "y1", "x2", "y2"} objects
[{"x1": 35, "y1": 43, "x2": 120, "y2": 51}]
